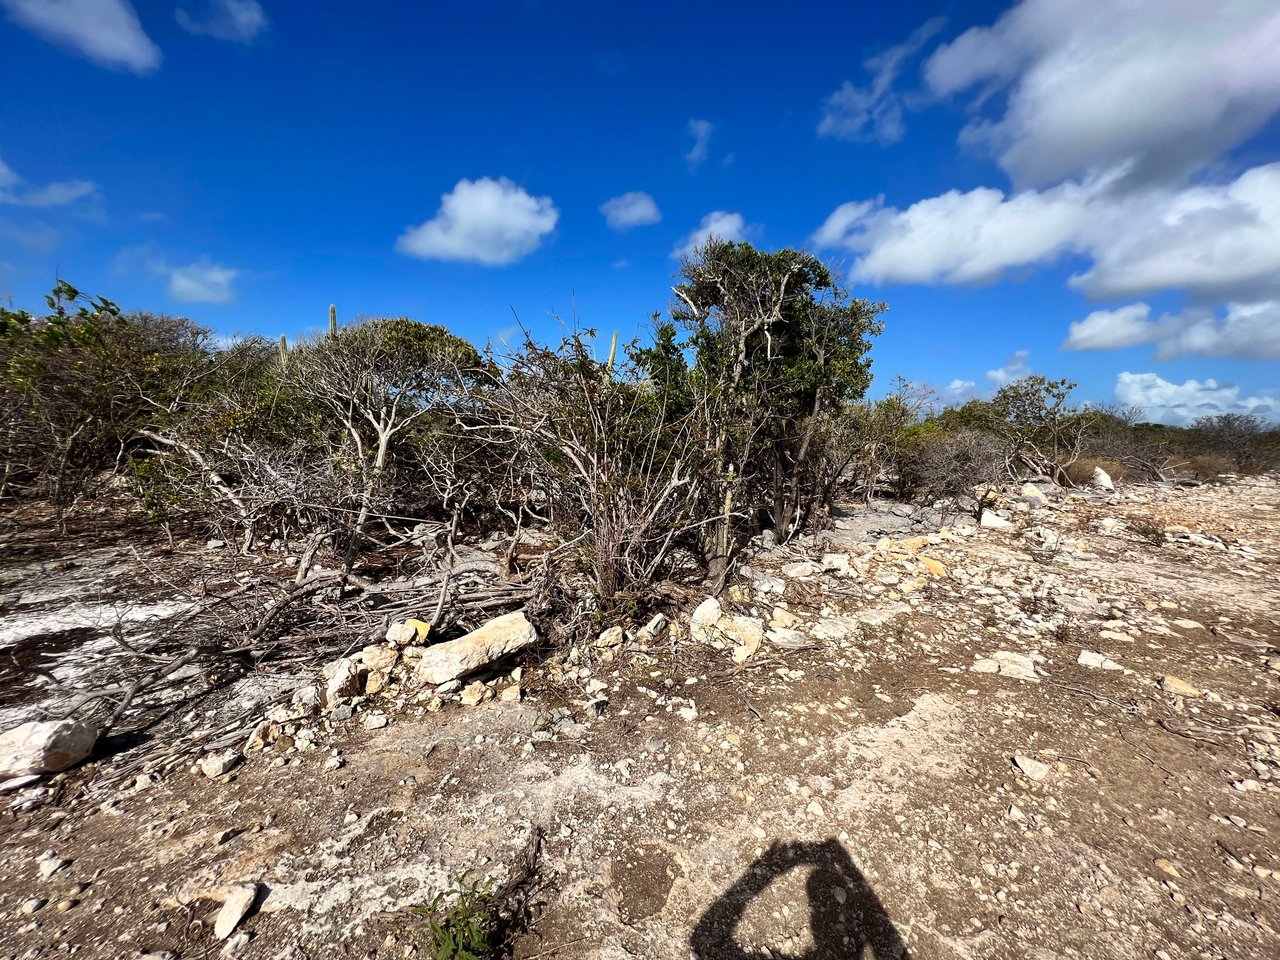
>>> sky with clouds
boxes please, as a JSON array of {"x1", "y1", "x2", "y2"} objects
[{"x1": 1, "y1": 0, "x2": 1278, "y2": 424}]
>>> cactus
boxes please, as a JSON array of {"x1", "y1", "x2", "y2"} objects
[
  {"x1": 328, "y1": 304, "x2": 337, "y2": 338},
  {"x1": 279, "y1": 334, "x2": 288, "y2": 369}
]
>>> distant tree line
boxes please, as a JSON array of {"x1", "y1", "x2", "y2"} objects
[{"x1": 2, "y1": 247, "x2": 1276, "y2": 612}]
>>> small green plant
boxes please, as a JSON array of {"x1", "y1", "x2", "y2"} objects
[{"x1": 412, "y1": 872, "x2": 501, "y2": 960}]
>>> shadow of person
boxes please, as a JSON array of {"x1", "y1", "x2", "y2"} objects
[{"x1": 691, "y1": 838, "x2": 910, "y2": 959}]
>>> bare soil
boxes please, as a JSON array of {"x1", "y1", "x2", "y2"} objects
[{"x1": 2, "y1": 478, "x2": 1278, "y2": 960}]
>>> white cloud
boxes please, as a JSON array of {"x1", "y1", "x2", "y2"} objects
[
  {"x1": 1062, "y1": 303, "x2": 1158, "y2": 352},
  {"x1": 1155, "y1": 301, "x2": 1280, "y2": 362},
  {"x1": 1, "y1": 0, "x2": 161, "y2": 73},
  {"x1": 0, "y1": 156, "x2": 97, "y2": 208},
  {"x1": 1065, "y1": 300, "x2": 1280, "y2": 362},
  {"x1": 1115, "y1": 371, "x2": 1275, "y2": 425},
  {"x1": 686, "y1": 120, "x2": 713, "y2": 171},
  {"x1": 1068, "y1": 164, "x2": 1280, "y2": 301},
  {"x1": 813, "y1": 162, "x2": 1280, "y2": 302},
  {"x1": 176, "y1": 0, "x2": 267, "y2": 44},
  {"x1": 943, "y1": 378, "x2": 976, "y2": 402},
  {"x1": 818, "y1": 17, "x2": 946, "y2": 143},
  {"x1": 672, "y1": 211, "x2": 747, "y2": 258},
  {"x1": 924, "y1": 0, "x2": 1280, "y2": 187},
  {"x1": 396, "y1": 177, "x2": 558, "y2": 266},
  {"x1": 599, "y1": 191, "x2": 661, "y2": 231},
  {"x1": 167, "y1": 257, "x2": 237, "y2": 303},
  {"x1": 986, "y1": 350, "x2": 1031, "y2": 387}
]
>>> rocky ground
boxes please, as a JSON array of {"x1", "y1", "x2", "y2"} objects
[{"x1": 2, "y1": 476, "x2": 1278, "y2": 959}]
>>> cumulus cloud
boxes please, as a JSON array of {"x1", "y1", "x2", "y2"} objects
[
  {"x1": 176, "y1": 0, "x2": 267, "y2": 43},
  {"x1": 0, "y1": 156, "x2": 96, "y2": 207},
  {"x1": 986, "y1": 350, "x2": 1031, "y2": 387},
  {"x1": 1069, "y1": 164, "x2": 1280, "y2": 301},
  {"x1": 818, "y1": 17, "x2": 946, "y2": 143},
  {"x1": 1, "y1": 0, "x2": 161, "y2": 73},
  {"x1": 672, "y1": 211, "x2": 747, "y2": 258},
  {"x1": 167, "y1": 257, "x2": 237, "y2": 303},
  {"x1": 1062, "y1": 303, "x2": 1158, "y2": 352},
  {"x1": 943, "y1": 378, "x2": 976, "y2": 402},
  {"x1": 686, "y1": 120, "x2": 714, "y2": 171},
  {"x1": 813, "y1": 162, "x2": 1280, "y2": 302},
  {"x1": 1065, "y1": 300, "x2": 1280, "y2": 362},
  {"x1": 1115, "y1": 371, "x2": 1275, "y2": 425},
  {"x1": 396, "y1": 177, "x2": 559, "y2": 266},
  {"x1": 923, "y1": 0, "x2": 1280, "y2": 187},
  {"x1": 599, "y1": 191, "x2": 661, "y2": 231}
]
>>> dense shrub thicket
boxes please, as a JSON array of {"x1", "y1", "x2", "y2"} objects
[{"x1": 3, "y1": 246, "x2": 1277, "y2": 610}]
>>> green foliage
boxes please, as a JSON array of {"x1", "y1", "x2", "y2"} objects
[{"x1": 411, "y1": 873, "x2": 500, "y2": 960}]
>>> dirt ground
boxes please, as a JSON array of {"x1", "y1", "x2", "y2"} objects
[{"x1": 2, "y1": 477, "x2": 1278, "y2": 959}]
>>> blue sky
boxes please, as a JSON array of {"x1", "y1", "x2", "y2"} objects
[{"x1": 2, "y1": 0, "x2": 1279, "y2": 423}]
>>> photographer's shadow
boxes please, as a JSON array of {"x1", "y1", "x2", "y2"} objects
[{"x1": 691, "y1": 838, "x2": 910, "y2": 959}]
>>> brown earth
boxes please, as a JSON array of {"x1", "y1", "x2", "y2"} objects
[{"x1": 2, "y1": 477, "x2": 1278, "y2": 960}]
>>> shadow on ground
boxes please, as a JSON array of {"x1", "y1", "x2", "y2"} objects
[{"x1": 691, "y1": 838, "x2": 909, "y2": 959}]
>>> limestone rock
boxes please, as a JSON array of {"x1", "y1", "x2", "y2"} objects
[
  {"x1": 1020, "y1": 482, "x2": 1049, "y2": 507},
  {"x1": 1093, "y1": 466, "x2": 1115, "y2": 491},
  {"x1": 358, "y1": 643, "x2": 399, "y2": 672},
  {"x1": 213, "y1": 883, "x2": 259, "y2": 940},
  {"x1": 1013, "y1": 755, "x2": 1050, "y2": 781},
  {"x1": 322, "y1": 656, "x2": 363, "y2": 707},
  {"x1": 0, "y1": 720, "x2": 96, "y2": 779},
  {"x1": 980, "y1": 510, "x2": 1014, "y2": 531},
  {"x1": 459, "y1": 680, "x2": 494, "y2": 706},
  {"x1": 596, "y1": 626, "x2": 625, "y2": 648},
  {"x1": 1077, "y1": 650, "x2": 1122, "y2": 671},
  {"x1": 385, "y1": 618, "x2": 431, "y2": 646},
  {"x1": 634, "y1": 613, "x2": 669, "y2": 646},
  {"x1": 200, "y1": 750, "x2": 241, "y2": 779},
  {"x1": 1160, "y1": 675, "x2": 1201, "y2": 697},
  {"x1": 689, "y1": 597, "x2": 723, "y2": 645},
  {"x1": 413, "y1": 612, "x2": 538, "y2": 685}
]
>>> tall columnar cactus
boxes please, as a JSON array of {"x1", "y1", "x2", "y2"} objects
[
  {"x1": 328, "y1": 304, "x2": 337, "y2": 338},
  {"x1": 279, "y1": 334, "x2": 288, "y2": 369}
]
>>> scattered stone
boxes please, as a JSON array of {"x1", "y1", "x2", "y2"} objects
[
  {"x1": 322, "y1": 656, "x2": 364, "y2": 707},
  {"x1": 596, "y1": 626, "x2": 625, "y2": 648},
  {"x1": 20, "y1": 898, "x2": 46, "y2": 914},
  {"x1": 199, "y1": 750, "x2": 241, "y2": 779},
  {"x1": 0, "y1": 720, "x2": 96, "y2": 779},
  {"x1": 414, "y1": 612, "x2": 539, "y2": 685},
  {"x1": 36, "y1": 851, "x2": 69, "y2": 880},
  {"x1": 1092, "y1": 466, "x2": 1115, "y2": 491},
  {"x1": 213, "y1": 883, "x2": 259, "y2": 940},
  {"x1": 459, "y1": 681, "x2": 494, "y2": 707},
  {"x1": 1077, "y1": 650, "x2": 1122, "y2": 671},
  {"x1": 499, "y1": 684, "x2": 522, "y2": 702},
  {"x1": 1153, "y1": 858, "x2": 1182, "y2": 878},
  {"x1": 361, "y1": 713, "x2": 388, "y2": 730},
  {"x1": 918, "y1": 556, "x2": 947, "y2": 578},
  {"x1": 1160, "y1": 675, "x2": 1201, "y2": 698},
  {"x1": 634, "y1": 613, "x2": 669, "y2": 646},
  {"x1": 781, "y1": 561, "x2": 818, "y2": 579},
  {"x1": 1020, "y1": 483, "x2": 1049, "y2": 507},
  {"x1": 980, "y1": 510, "x2": 1015, "y2": 531},
  {"x1": 358, "y1": 643, "x2": 399, "y2": 672},
  {"x1": 1013, "y1": 755, "x2": 1050, "y2": 781},
  {"x1": 770, "y1": 607, "x2": 800, "y2": 629},
  {"x1": 386, "y1": 618, "x2": 431, "y2": 646},
  {"x1": 973, "y1": 650, "x2": 1042, "y2": 682},
  {"x1": 689, "y1": 598, "x2": 724, "y2": 645}
]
